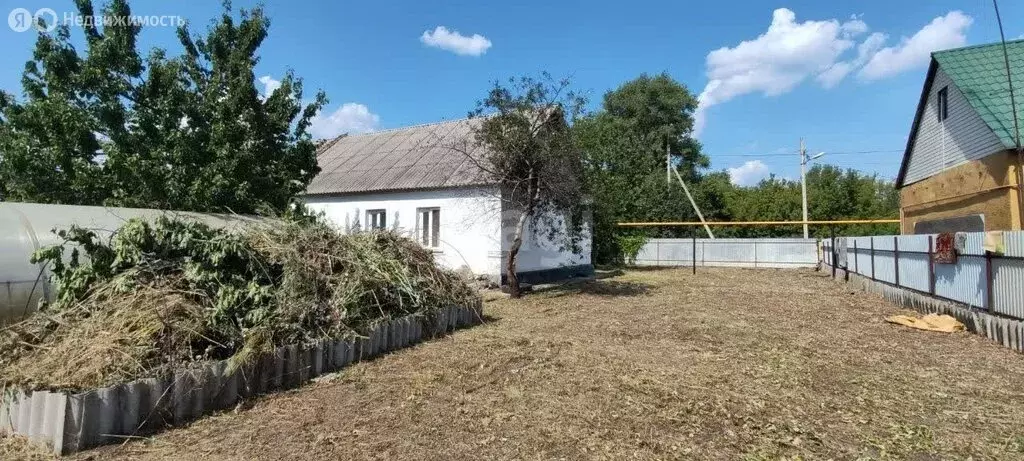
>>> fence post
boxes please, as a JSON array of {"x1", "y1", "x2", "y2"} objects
[
  {"x1": 870, "y1": 237, "x2": 876, "y2": 280},
  {"x1": 853, "y1": 240, "x2": 858, "y2": 273},
  {"x1": 893, "y1": 236, "x2": 900, "y2": 287},
  {"x1": 753, "y1": 240, "x2": 758, "y2": 268},
  {"x1": 691, "y1": 233, "x2": 696, "y2": 275},
  {"x1": 830, "y1": 227, "x2": 836, "y2": 279},
  {"x1": 985, "y1": 250, "x2": 994, "y2": 311},
  {"x1": 927, "y1": 235, "x2": 935, "y2": 294}
]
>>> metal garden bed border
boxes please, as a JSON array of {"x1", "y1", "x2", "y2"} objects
[{"x1": 0, "y1": 302, "x2": 484, "y2": 455}]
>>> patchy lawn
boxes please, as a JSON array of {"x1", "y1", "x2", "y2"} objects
[{"x1": 15, "y1": 268, "x2": 1024, "y2": 459}]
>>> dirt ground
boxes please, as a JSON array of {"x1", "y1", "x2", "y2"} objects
[{"x1": 7, "y1": 267, "x2": 1024, "y2": 460}]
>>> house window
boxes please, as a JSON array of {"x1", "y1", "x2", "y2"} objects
[
  {"x1": 416, "y1": 207, "x2": 440, "y2": 248},
  {"x1": 366, "y1": 209, "x2": 386, "y2": 230},
  {"x1": 937, "y1": 86, "x2": 948, "y2": 122}
]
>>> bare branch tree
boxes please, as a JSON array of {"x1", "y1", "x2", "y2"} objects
[{"x1": 455, "y1": 73, "x2": 588, "y2": 297}]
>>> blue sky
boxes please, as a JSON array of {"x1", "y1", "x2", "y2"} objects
[{"x1": 2, "y1": 0, "x2": 1022, "y2": 185}]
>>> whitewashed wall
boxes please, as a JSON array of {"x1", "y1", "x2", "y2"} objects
[
  {"x1": 303, "y1": 186, "x2": 502, "y2": 277},
  {"x1": 502, "y1": 206, "x2": 592, "y2": 273},
  {"x1": 902, "y1": 67, "x2": 1006, "y2": 185}
]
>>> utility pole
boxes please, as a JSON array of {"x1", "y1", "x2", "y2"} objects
[
  {"x1": 672, "y1": 166, "x2": 714, "y2": 239},
  {"x1": 800, "y1": 138, "x2": 809, "y2": 239},
  {"x1": 666, "y1": 138, "x2": 671, "y2": 185},
  {"x1": 799, "y1": 141, "x2": 826, "y2": 239},
  {"x1": 993, "y1": 0, "x2": 1024, "y2": 228}
]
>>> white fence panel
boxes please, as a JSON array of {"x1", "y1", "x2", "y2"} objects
[
  {"x1": 702, "y1": 240, "x2": 757, "y2": 267},
  {"x1": 659, "y1": 239, "x2": 696, "y2": 267},
  {"x1": 635, "y1": 238, "x2": 817, "y2": 269}
]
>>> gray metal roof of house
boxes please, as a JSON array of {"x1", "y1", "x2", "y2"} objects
[{"x1": 304, "y1": 118, "x2": 493, "y2": 195}]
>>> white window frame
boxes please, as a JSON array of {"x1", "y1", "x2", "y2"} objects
[
  {"x1": 366, "y1": 209, "x2": 387, "y2": 230},
  {"x1": 416, "y1": 207, "x2": 441, "y2": 248}
]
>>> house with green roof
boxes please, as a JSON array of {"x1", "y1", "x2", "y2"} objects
[{"x1": 897, "y1": 39, "x2": 1024, "y2": 234}]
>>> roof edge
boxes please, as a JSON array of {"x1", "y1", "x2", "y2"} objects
[
  {"x1": 932, "y1": 38, "x2": 1024, "y2": 57},
  {"x1": 896, "y1": 58, "x2": 939, "y2": 188},
  {"x1": 336, "y1": 116, "x2": 475, "y2": 139},
  {"x1": 300, "y1": 181, "x2": 500, "y2": 198}
]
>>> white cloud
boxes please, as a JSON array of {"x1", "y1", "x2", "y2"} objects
[
  {"x1": 693, "y1": 9, "x2": 974, "y2": 136},
  {"x1": 727, "y1": 160, "x2": 770, "y2": 186},
  {"x1": 258, "y1": 75, "x2": 281, "y2": 98},
  {"x1": 858, "y1": 11, "x2": 972, "y2": 80},
  {"x1": 817, "y1": 32, "x2": 886, "y2": 88},
  {"x1": 694, "y1": 8, "x2": 866, "y2": 135},
  {"x1": 309, "y1": 103, "x2": 380, "y2": 139},
  {"x1": 420, "y1": 26, "x2": 492, "y2": 56}
]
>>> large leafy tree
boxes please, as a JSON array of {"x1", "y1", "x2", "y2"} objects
[
  {"x1": 575, "y1": 73, "x2": 898, "y2": 263},
  {"x1": 0, "y1": 0, "x2": 325, "y2": 214},
  {"x1": 576, "y1": 73, "x2": 708, "y2": 263}
]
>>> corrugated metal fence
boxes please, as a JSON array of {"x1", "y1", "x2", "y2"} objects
[
  {"x1": 823, "y1": 232, "x2": 1024, "y2": 320},
  {"x1": 635, "y1": 238, "x2": 819, "y2": 269}
]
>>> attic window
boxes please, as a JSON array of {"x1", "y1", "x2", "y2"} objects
[{"x1": 937, "y1": 86, "x2": 948, "y2": 122}]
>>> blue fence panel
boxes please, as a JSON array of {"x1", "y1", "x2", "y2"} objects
[
  {"x1": 872, "y1": 236, "x2": 897, "y2": 284},
  {"x1": 895, "y1": 235, "x2": 930, "y2": 292},
  {"x1": 993, "y1": 232, "x2": 1024, "y2": 318},
  {"x1": 932, "y1": 232, "x2": 986, "y2": 309}
]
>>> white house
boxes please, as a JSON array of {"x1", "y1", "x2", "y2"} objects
[{"x1": 301, "y1": 118, "x2": 592, "y2": 284}]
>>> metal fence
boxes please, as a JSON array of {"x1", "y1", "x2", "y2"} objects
[
  {"x1": 823, "y1": 232, "x2": 1024, "y2": 320},
  {"x1": 634, "y1": 238, "x2": 819, "y2": 269}
]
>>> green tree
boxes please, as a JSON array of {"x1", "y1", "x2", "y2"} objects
[
  {"x1": 706, "y1": 164, "x2": 899, "y2": 238},
  {"x1": 460, "y1": 74, "x2": 587, "y2": 297},
  {"x1": 576, "y1": 73, "x2": 706, "y2": 263},
  {"x1": 0, "y1": 0, "x2": 325, "y2": 214}
]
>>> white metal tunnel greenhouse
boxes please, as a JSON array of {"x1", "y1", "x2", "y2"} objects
[{"x1": 0, "y1": 202, "x2": 262, "y2": 323}]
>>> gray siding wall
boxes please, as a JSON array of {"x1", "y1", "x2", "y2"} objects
[{"x1": 903, "y1": 68, "x2": 1005, "y2": 185}]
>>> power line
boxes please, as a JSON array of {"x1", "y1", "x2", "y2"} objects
[{"x1": 710, "y1": 149, "x2": 903, "y2": 158}]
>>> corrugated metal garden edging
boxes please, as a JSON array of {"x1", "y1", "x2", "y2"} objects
[
  {"x1": 0, "y1": 303, "x2": 483, "y2": 455},
  {"x1": 827, "y1": 264, "x2": 1024, "y2": 354}
]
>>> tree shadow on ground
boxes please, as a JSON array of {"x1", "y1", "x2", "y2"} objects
[{"x1": 539, "y1": 279, "x2": 652, "y2": 298}]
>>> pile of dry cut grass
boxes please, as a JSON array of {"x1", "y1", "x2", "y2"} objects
[{"x1": 0, "y1": 217, "x2": 476, "y2": 391}]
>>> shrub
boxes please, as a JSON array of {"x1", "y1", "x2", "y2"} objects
[
  {"x1": 0, "y1": 216, "x2": 476, "y2": 390},
  {"x1": 617, "y1": 235, "x2": 649, "y2": 266}
]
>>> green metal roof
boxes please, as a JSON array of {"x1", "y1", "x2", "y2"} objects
[{"x1": 933, "y1": 39, "x2": 1024, "y2": 149}]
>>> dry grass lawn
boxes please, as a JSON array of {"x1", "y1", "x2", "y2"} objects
[{"x1": 9, "y1": 267, "x2": 1024, "y2": 460}]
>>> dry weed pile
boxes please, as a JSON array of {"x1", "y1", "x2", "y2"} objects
[{"x1": 0, "y1": 217, "x2": 476, "y2": 391}]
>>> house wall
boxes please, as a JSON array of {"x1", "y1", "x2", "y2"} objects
[
  {"x1": 302, "y1": 186, "x2": 503, "y2": 277},
  {"x1": 902, "y1": 68, "x2": 1006, "y2": 185},
  {"x1": 900, "y1": 150, "x2": 1021, "y2": 233},
  {"x1": 500, "y1": 205, "x2": 593, "y2": 283}
]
